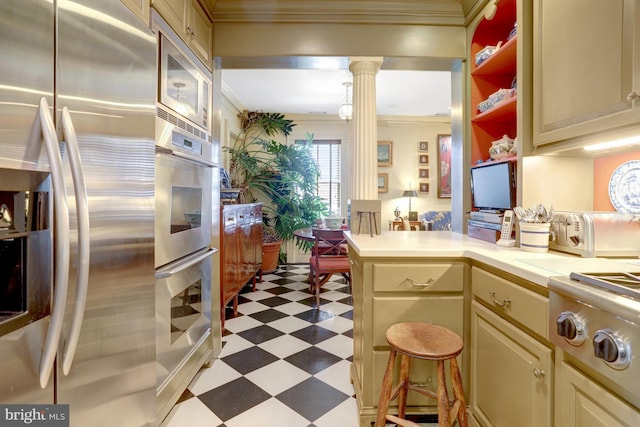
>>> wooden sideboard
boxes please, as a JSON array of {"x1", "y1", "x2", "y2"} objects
[{"x1": 220, "y1": 203, "x2": 262, "y2": 328}]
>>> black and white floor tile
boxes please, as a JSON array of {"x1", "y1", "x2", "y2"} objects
[{"x1": 161, "y1": 265, "x2": 438, "y2": 427}]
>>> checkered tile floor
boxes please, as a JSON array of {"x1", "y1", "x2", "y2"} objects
[{"x1": 160, "y1": 265, "x2": 439, "y2": 427}]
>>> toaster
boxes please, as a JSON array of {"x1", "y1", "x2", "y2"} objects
[{"x1": 548, "y1": 211, "x2": 640, "y2": 257}]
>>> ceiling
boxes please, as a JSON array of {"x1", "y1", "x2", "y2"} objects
[
  {"x1": 221, "y1": 65, "x2": 452, "y2": 117},
  {"x1": 209, "y1": 1, "x2": 468, "y2": 118}
]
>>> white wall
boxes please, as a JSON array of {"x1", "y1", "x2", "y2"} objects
[
  {"x1": 376, "y1": 117, "x2": 453, "y2": 226},
  {"x1": 521, "y1": 155, "x2": 594, "y2": 211}
]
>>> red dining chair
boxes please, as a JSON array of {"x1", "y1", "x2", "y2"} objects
[{"x1": 309, "y1": 229, "x2": 351, "y2": 307}]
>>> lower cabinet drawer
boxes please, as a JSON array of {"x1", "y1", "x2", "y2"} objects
[
  {"x1": 373, "y1": 263, "x2": 465, "y2": 293},
  {"x1": 472, "y1": 267, "x2": 548, "y2": 339}
]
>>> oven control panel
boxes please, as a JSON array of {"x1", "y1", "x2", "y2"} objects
[{"x1": 549, "y1": 286, "x2": 640, "y2": 409}]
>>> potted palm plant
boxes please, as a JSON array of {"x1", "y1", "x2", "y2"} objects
[{"x1": 224, "y1": 111, "x2": 328, "y2": 272}]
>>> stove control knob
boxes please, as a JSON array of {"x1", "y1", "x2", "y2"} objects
[
  {"x1": 556, "y1": 312, "x2": 585, "y2": 345},
  {"x1": 593, "y1": 330, "x2": 630, "y2": 369}
]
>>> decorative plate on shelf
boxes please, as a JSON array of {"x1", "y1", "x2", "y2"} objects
[{"x1": 608, "y1": 160, "x2": 640, "y2": 213}]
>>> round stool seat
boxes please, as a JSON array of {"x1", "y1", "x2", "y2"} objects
[{"x1": 385, "y1": 322, "x2": 463, "y2": 361}]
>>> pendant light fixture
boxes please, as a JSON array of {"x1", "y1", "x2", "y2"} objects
[{"x1": 338, "y1": 82, "x2": 353, "y2": 123}]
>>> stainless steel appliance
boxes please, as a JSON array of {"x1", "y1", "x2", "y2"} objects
[
  {"x1": 153, "y1": 13, "x2": 216, "y2": 422},
  {"x1": 155, "y1": 247, "x2": 213, "y2": 413},
  {"x1": 155, "y1": 117, "x2": 213, "y2": 268},
  {"x1": 549, "y1": 271, "x2": 640, "y2": 415},
  {"x1": 0, "y1": 1, "x2": 157, "y2": 426},
  {"x1": 159, "y1": 32, "x2": 211, "y2": 132},
  {"x1": 548, "y1": 211, "x2": 640, "y2": 257}
]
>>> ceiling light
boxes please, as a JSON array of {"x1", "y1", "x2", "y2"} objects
[{"x1": 338, "y1": 82, "x2": 352, "y2": 123}]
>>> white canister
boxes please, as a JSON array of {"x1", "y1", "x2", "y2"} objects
[{"x1": 519, "y1": 222, "x2": 551, "y2": 252}]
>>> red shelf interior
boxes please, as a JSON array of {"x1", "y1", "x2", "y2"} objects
[
  {"x1": 470, "y1": 0, "x2": 517, "y2": 165},
  {"x1": 472, "y1": 96, "x2": 517, "y2": 125},
  {"x1": 471, "y1": 36, "x2": 517, "y2": 78}
]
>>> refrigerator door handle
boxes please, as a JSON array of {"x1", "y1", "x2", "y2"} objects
[
  {"x1": 60, "y1": 106, "x2": 90, "y2": 376},
  {"x1": 37, "y1": 97, "x2": 71, "y2": 388},
  {"x1": 155, "y1": 248, "x2": 218, "y2": 279}
]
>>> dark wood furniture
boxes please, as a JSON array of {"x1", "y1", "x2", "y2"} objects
[
  {"x1": 220, "y1": 203, "x2": 262, "y2": 328},
  {"x1": 308, "y1": 229, "x2": 351, "y2": 307},
  {"x1": 375, "y1": 322, "x2": 467, "y2": 427}
]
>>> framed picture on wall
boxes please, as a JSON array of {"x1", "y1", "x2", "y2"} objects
[
  {"x1": 419, "y1": 154, "x2": 429, "y2": 165},
  {"x1": 418, "y1": 141, "x2": 429, "y2": 151},
  {"x1": 437, "y1": 134, "x2": 452, "y2": 198},
  {"x1": 419, "y1": 168, "x2": 429, "y2": 179},
  {"x1": 377, "y1": 173, "x2": 388, "y2": 193},
  {"x1": 377, "y1": 141, "x2": 393, "y2": 167},
  {"x1": 419, "y1": 182, "x2": 429, "y2": 193}
]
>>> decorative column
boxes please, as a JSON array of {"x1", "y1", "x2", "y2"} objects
[{"x1": 348, "y1": 57, "x2": 383, "y2": 200}]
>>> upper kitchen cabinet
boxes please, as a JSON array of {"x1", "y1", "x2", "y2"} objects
[
  {"x1": 152, "y1": 0, "x2": 213, "y2": 69},
  {"x1": 121, "y1": 0, "x2": 150, "y2": 25},
  {"x1": 533, "y1": 0, "x2": 640, "y2": 147},
  {"x1": 469, "y1": 0, "x2": 518, "y2": 165}
]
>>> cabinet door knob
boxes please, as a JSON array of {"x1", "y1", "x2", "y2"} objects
[
  {"x1": 627, "y1": 91, "x2": 640, "y2": 102},
  {"x1": 533, "y1": 368, "x2": 546, "y2": 378}
]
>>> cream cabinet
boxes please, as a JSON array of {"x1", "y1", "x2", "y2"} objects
[
  {"x1": 555, "y1": 361, "x2": 640, "y2": 427},
  {"x1": 469, "y1": 267, "x2": 553, "y2": 427},
  {"x1": 348, "y1": 251, "x2": 468, "y2": 427},
  {"x1": 121, "y1": 0, "x2": 150, "y2": 24},
  {"x1": 152, "y1": 0, "x2": 212, "y2": 68},
  {"x1": 532, "y1": 0, "x2": 640, "y2": 146}
]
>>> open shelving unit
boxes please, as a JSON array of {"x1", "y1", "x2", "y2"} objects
[{"x1": 470, "y1": 0, "x2": 517, "y2": 166}]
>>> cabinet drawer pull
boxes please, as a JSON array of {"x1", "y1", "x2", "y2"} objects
[
  {"x1": 533, "y1": 368, "x2": 546, "y2": 378},
  {"x1": 407, "y1": 277, "x2": 435, "y2": 288},
  {"x1": 627, "y1": 91, "x2": 640, "y2": 102},
  {"x1": 489, "y1": 291, "x2": 511, "y2": 308}
]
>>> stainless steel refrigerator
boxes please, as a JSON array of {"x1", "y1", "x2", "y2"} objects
[{"x1": 0, "y1": 1, "x2": 157, "y2": 426}]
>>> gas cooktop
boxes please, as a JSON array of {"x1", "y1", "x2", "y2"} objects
[{"x1": 569, "y1": 271, "x2": 640, "y2": 300}]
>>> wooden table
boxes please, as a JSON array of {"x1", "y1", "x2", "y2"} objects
[
  {"x1": 389, "y1": 220, "x2": 423, "y2": 231},
  {"x1": 293, "y1": 227, "x2": 315, "y2": 242},
  {"x1": 293, "y1": 227, "x2": 349, "y2": 242}
]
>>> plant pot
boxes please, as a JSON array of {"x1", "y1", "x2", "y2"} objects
[{"x1": 261, "y1": 240, "x2": 282, "y2": 273}]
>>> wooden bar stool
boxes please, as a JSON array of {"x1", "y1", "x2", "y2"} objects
[{"x1": 375, "y1": 322, "x2": 468, "y2": 427}]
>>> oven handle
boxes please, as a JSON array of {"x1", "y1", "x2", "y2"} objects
[
  {"x1": 155, "y1": 247, "x2": 218, "y2": 279},
  {"x1": 37, "y1": 97, "x2": 71, "y2": 389},
  {"x1": 60, "y1": 106, "x2": 90, "y2": 376},
  {"x1": 156, "y1": 146, "x2": 215, "y2": 168}
]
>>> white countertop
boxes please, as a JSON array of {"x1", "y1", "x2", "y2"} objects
[{"x1": 344, "y1": 231, "x2": 640, "y2": 287}]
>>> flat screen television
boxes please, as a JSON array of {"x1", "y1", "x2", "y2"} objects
[{"x1": 470, "y1": 161, "x2": 516, "y2": 211}]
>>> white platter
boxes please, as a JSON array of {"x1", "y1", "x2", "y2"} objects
[{"x1": 608, "y1": 160, "x2": 640, "y2": 213}]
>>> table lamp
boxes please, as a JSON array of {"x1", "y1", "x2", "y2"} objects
[{"x1": 402, "y1": 189, "x2": 418, "y2": 221}]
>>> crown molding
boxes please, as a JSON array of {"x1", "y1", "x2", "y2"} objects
[{"x1": 209, "y1": 0, "x2": 465, "y2": 25}]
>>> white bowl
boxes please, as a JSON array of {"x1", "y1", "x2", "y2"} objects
[{"x1": 324, "y1": 217, "x2": 344, "y2": 229}]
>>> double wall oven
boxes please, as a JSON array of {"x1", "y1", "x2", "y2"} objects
[{"x1": 153, "y1": 12, "x2": 216, "y2": 421}]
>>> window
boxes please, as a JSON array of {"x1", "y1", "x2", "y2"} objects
[{"x1": 297, "y1": 139, "x2": 342, "y2": 215}]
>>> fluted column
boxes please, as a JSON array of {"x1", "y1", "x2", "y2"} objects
[{"x1": 348, "y1": 57, "x2": 383, "y2": 200}]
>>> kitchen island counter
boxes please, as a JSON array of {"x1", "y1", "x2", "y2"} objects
[
  {"x1": 345, "y1": 230, "x2": 640, "y2": 427},
  {"x1": 344, "y1": 230, "x2": 639, "y2": 287}
]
